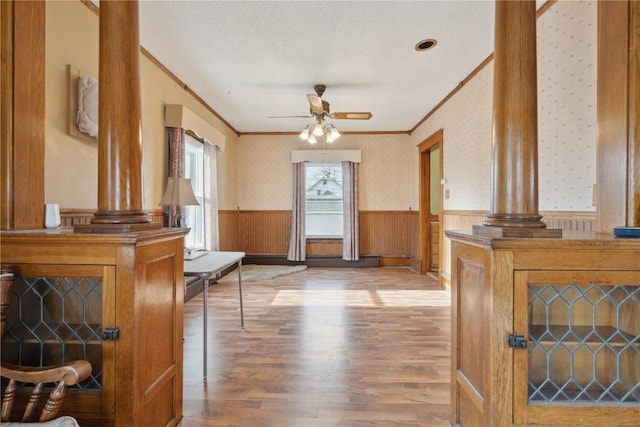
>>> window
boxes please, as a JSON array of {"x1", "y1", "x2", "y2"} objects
[
  {"x1": 305, "y1": 163, "x2": 343, "y2": 237},
  {"x1": 184, "y1": 134, "x2": 204, "y2": 249}
]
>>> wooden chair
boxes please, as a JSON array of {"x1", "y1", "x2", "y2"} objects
[{"x1": 1, "y1": 268, "x2": 92, "y2": 425}]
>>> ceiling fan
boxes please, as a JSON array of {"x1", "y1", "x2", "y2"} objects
[{"x1": 269, "y1": 84, "x2": 373, "y2": 122}]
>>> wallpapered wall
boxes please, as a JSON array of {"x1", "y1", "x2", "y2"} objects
[
  {"x1": 410, "y1": 0, "x2": 597, "y2": 212},
  {"x1": 537, "y1": 1, "x2": 596, "y2": 211},
  {"x1": 238, "y1": 134, "x2": 412, "y2": 211},
  {"x1": 239, "y1": 2, "x2": 596, "y2": 214},
  {"x1": 44, "y1": 1, "x2": 240, "y2": 210},
  {"x1": 46, "y1": 1, "x2": 596, "y2": 217}
]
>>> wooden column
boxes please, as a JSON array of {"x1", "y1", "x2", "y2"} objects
[
  {"x1": 596, "y1": 1, "x2": 640, "y2": 232},
  {"x1": 631, "y1": 1, "x2": 640, "y2": 227},
  {"x1": 0, "y1": 0, "x2": 45, "y2": 230},
  {"x1": 76, "y1": 0, "x2": 157, "y2": 232},
  {"x1": 627, "y1": 1, "x2": 640, "y2": 227},
  {"x1": 476, "y1": 0, "x2": 560, "y2": 238}
]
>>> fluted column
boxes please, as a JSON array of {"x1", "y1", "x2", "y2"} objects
[
  {"x1": 92, "y1": 0, "x2": 148, "y2": 225},
  {"x1": 476, "y1": 0, "x2": 560, "y2": 237}
]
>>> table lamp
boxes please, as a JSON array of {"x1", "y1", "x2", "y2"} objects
[{"x1": 159, "y1": 177, "x2": 200, "y2": 227}]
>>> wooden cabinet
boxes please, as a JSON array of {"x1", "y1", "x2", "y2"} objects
[
  {"x1": 446, "y1": 230, "x2": 640, "y2": 426},
  {"x1": 0, "y1": 227, "x2": 187, "y2": 427}
]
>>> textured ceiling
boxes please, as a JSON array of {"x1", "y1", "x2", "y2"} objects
[{"x1": 134, "y1": 1, "x2": 500, "y2": 134}]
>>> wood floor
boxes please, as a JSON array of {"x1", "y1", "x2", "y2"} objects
[{"x1": 181, "y1": 267, "x2": 451, "y2": 427}]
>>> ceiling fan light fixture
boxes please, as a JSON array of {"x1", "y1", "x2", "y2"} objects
[
  {"x1": 325, "y1": 125, "x2": 340, "y2": 143},
  {"x1": 299, "y1": 126, "x2": 311, "y2": 140},
  {"x1": 277, "y1": 84, "x2": 371, "y2": 144},
  {"x1": 300, "y1": 122, "x2": 339, "y2": 144},
  {"x1": 313, "y1": 123, "x2": 324, "y2": 137}
]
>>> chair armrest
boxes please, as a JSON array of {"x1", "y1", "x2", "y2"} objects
[{"x1": 1, "y1": 361, "x2": 92, "y2": 386}]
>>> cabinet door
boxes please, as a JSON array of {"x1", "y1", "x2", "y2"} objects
[
  {"x1": 127, "y1": 237, "x2": 184, "y2": 427},
  {"x1": 1, "y1": 263, "x2": 116, "y2": 423},
  {"x1": 513, "y1": 271, "x2": 640, "y2": 425}
]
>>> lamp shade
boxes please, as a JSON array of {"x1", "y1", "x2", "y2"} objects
[{"x1": 159, "y1": 177, "x2": 200, "y2": 206}]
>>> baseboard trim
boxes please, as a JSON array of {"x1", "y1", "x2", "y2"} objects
[
  {"x1": 409, "y1": 257, "x2": 421, "y2": 272},
  {"x1": 379, "y1": 256, "x2": 411, "y2": 267},
  {"x1": 243, "y1": 254, "x2": 380, "y2": 268}
]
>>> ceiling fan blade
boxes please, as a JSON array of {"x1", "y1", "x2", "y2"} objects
[
  {"x1": 268, "y1": 115, "x2": 313, "y2": 119},
  {"x1": 306, "y1": 94, "x2": 325, "y2": 115},
  {"x1": 329, "y1": 112, "x2": 372, "y2": 120}
]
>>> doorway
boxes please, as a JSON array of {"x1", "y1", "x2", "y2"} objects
[{"x1": 418, "y1": 129, "x2": 443, "y2": 277}]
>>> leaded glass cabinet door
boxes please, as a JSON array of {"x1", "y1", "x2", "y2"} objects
[
  {"x1": 513, "y1": 271, "x2": 640, "y2": 426},
  {"x1": 1, "y1": 263, "x2": 115, "y2": 417}
]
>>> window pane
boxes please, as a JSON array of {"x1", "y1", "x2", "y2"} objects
[
  {"x1": 305, "y1": 164, "x2": 343, "y2": 237},
  {"x1": 184, "y1": 135, "x2": 204, "y2": 249}
]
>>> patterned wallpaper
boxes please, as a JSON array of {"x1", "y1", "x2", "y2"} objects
[
  {"x1": 410, "y1": 0, "x2": 597, "y2": 212},
  {"x1": 238, "y1": 135, "x2": 293, "y2": 210},
  {"x1": 410, "y1": 66, "x2": 494, "y2": 211},
  {"x1": 537, "y1": 1, "x2": 597, "y2": 211},
  {"x1": 241, "y1": 2, "x2": 597, "y2": 214},
  {"x1": 238, "y1": 134, "x2": 412, "y2": 211}
]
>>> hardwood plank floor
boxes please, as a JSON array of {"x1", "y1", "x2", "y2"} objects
[{"x1": 181, "y1": 267, "x2": 451, "y2": 427}]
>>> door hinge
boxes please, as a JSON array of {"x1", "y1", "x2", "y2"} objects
[
  {"x1": 102, "y1": 327, "x2": 120, "y2": 341},
  {"x1": 508, "y1": 334, "x2": 527, "y2": 349}
]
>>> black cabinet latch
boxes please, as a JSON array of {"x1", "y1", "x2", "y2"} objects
[
  {"x1": 508, "y1": 334, "x2": 527, "y2": 349},
  {"x1": 102, "y1": 327, "x2": 120, "y2": 341}
]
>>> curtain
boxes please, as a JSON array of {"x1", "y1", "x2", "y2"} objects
[
  {"x1": 287, "y1": 162, "x2": 306, "y2": 261},
  {"x1": 167, "y1": 128, "x2": 219, "y2": 248},
  {"x1": 342, "y1": 161, "x2": 359, "y2": 261},
  {"x1": 167, "y1": 127, "x2": 186, "y2": 226},
  {"x1": 204, "y1": 142, "x2": 219, "y2": 251}
]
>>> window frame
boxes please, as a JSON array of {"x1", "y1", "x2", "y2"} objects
[
  {"x1": 304, "y1": 163, "x2": 344, "y2": 239},
  {"x1": 183, "y1": 134, "x2": 205, "y2": 250}
]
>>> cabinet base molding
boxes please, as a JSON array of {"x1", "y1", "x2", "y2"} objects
[{"x1": 472, "y1": 224, "x2": 563, "y2": 238}]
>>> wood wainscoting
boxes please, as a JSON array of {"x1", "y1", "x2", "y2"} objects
[
  {"x1": 62, "y1": 209, "x2": 423, "y2": 268},
  {"x1": 220, "y1": 209, "x2": 421, "y2": 268},
  {"x1": 306, "y1": 239, "x2": 342, "y2": 256},
  {"x1": 441, "y1": 210, "x2": 596, "y2": 283},
  {"x1": 234, "y1": 210, "x2": 291, "y2": 254},
  {"x1": 430, "y1": 221, "x2": 440, "y2": 271}
]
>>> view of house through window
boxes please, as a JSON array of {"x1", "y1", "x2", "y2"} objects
[
  {"x1": 305, "y1": 163, "x2": 343, "y2": 237},
  {"x1": 184, "y1": 134, "x2": 204, "y2": 249}
]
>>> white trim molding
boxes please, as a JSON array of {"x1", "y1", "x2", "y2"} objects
[{"x1": 291, "y1": 150, "x2": 361, "y2": 164}]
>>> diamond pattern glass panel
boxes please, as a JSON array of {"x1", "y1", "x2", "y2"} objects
[
  {"x1": 1, "y1": 276, "x2": 103, "y2": 391},
  {"x1": 528, "y1": 284, "x2": 639, "y2": 403}
]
